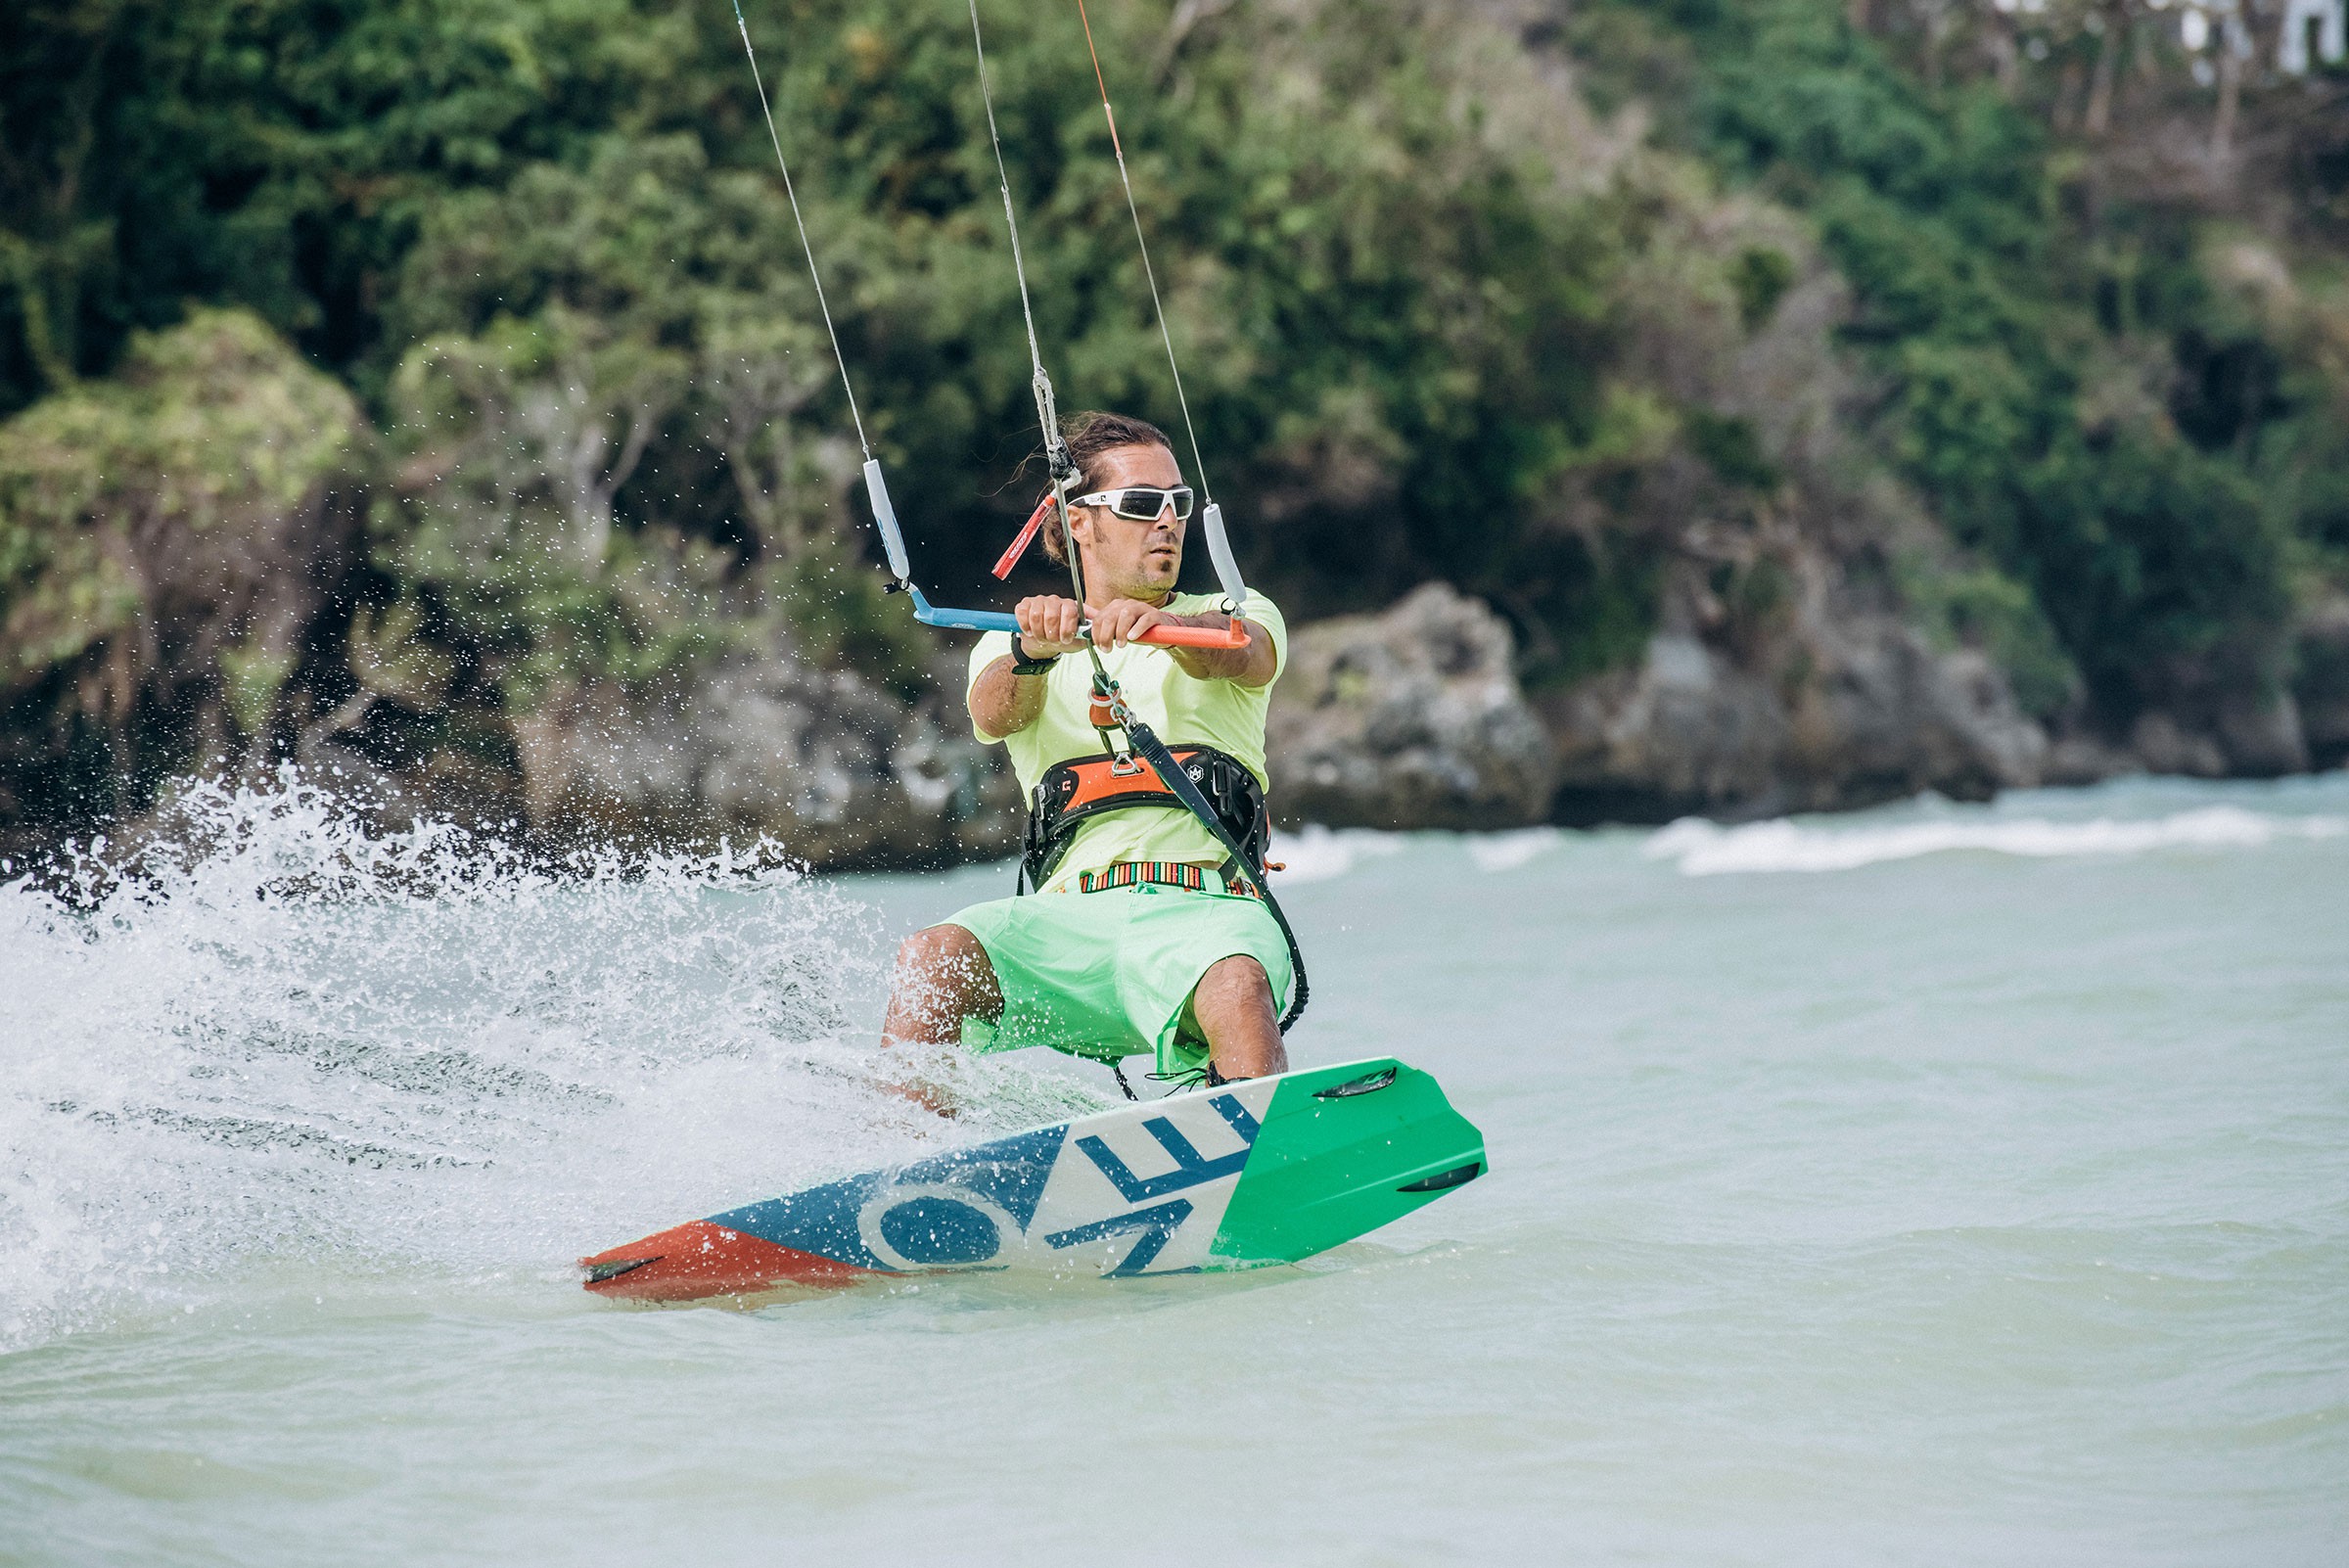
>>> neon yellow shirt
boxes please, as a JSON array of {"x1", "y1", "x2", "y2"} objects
[{"x1": 967, "y1": 591, "x2": 1287, "y2": 881}]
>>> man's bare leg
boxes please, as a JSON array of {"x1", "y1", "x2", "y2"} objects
[
  {"x1": 880, "y1": 924, "x2": 1003, "y2": 1112},
  {"x1": 1186, "y1": 955, "x2": 1288, "y2": 1081}
]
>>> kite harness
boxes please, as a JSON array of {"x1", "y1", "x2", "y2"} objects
[
  {"x1": 1036, "y1": 678, "x2": 1312, "y2": 1036},
  {"x1": 1021, "y1": 746, "x2": 1268, "y2": 895}
]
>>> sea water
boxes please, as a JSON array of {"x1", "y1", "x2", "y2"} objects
[{"x1": 2, "y1": 772, "x2": 2343, "y2": 1565}]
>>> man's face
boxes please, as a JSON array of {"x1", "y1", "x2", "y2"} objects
[{"x1": 1071, "y1": 442, "x2": 1184, "y2": 602}]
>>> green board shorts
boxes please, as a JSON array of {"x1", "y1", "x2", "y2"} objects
[{"x1": 944, "y1": 882, "x2": 1295, "y2": 1077}]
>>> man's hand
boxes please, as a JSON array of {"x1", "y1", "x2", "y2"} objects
[
  {"x1": 1102, "y1": 598, "x2": 1277, "y2": 685},
  {"x1": 974, "y1": 596, "x2": 1083, "y2": 738},
  {"x1": 1013, "y1": 596, "x2": 1087, "y2": 660},
  {"x1": 1088, "y1": 597, "x2": 1181, "y2": 651}
]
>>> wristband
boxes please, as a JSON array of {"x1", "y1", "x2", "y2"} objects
[{"x1": 1009, "y1": 637, "x2": 1060, "y2": 676}]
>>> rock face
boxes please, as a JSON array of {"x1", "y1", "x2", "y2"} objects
[
  {"x1": 1269, "y1": 577, "x2": 2060, "y2": 828},
  {"x1": 1267, "y1": 582, "x2": 1556, "y2": 829},
  {"x1": 2293, "y1": 597, "x2": 2349, "y2": 770},
  {"x1": 1541, "y1": 621, "x2": 2051, "y2": 823},
  {"x1": 500, "y1": 642, "x2": 1019, "y2": 869}
]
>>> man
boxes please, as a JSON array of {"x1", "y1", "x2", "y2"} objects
[{"x1": 881, "y1": 411, "x2": 1292, "y2": 1095}]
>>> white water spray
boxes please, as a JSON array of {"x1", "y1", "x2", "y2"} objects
[{"x1": 0, "y1": 770, "x2": 1099, "y2": 1351}]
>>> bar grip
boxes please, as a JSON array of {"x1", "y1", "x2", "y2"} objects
[
  {"x1": 1135, "y1": 622, "x2": 1248, "y2": 650},
  {"x1": 905, "y1": 588, "x2": 1246, "y2": 650}
]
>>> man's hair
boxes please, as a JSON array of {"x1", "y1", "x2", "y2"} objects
[{"x1": 1037, "y1": 410, "x2": 1174, "y2": 564}]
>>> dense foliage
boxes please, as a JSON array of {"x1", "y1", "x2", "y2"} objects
[
  {"x1": 1573, "y1": 0, "x2": 2349, "y2": 715},
  {"x1": 1, "y1": 0, "x2": 1628, "y2": 601},
  {"x1": 2, "y1": 0, "x2": 2344, "y2": 845},
  {"x1": 2, "y1": 0, "x2": 1690, "y2": 834}
]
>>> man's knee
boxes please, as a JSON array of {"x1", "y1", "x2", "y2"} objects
[
  {"x1": 1210, "y1": 953, "x2": 1270, "y2": 985},
  {"x1": 1190, "y1": 954, "x2": 1285, "y2": 1080},
  {"x1": 1188, "y1": 954, "x2": 1276, "y2": 1033},
  {"x1": 896, "y1": 922, "x2": 981, "y2": 974},
  {"x1": 891, "y1": 924, "x2": 1000, "y2": 1012},
  {"x1": 1199, "y1": 954, "x2": 1274, "y2": 1004}
]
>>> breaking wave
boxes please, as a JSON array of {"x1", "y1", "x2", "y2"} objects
[
  {"x1": 0, "y1": 771, "x2": 1099, "y2": 1353},
  {"x1": 1645, "y1": 798, "x2": 2349, "y2": 876},
  {"x1": 1265, "y1": 824, "x2": 1408, "y2": 884}
]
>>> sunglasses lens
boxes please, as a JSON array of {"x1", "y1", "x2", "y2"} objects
[{"x1": 1098, "y1": 486, "x2": 1196, "y2": 520}]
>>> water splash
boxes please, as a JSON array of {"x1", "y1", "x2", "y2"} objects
[{"x1": 0, "y1": 771, "x2": 1097, "y2": 1352}]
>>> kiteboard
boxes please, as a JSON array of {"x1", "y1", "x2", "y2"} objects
[{"x1": 580, "y1": 1057, "x2": 1485, "y2": 1302}]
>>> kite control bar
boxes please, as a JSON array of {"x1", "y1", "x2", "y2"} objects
[
  {"x1": 1128, "y1": 621, "x2": 1250, "y2": 650},
  {"x1": 868, "y1": 457, "x2": 1247, "y2": 653},
  {"x1": 904, "y1": 587, "x2": 1248, "y2": 650}
]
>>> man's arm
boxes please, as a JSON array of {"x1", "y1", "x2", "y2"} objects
[
  {"x1": 976, "y1": 597, "x2": 1277, "y2": 735},
  {"x1": 1088, "y1": 599, "x2": 1278, "y2": 688},
  {"x1": 1168, "y1": 614, "x2": 1276, "y2": 687},
  {"x1": 970, "y1": 595, "x2": 1087, "y2": 738}
]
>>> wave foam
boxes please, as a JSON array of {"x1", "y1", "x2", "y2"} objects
[
  {"x1": 1644, "y1": 804, "x2": 2349, "y2": 876},
  {"x1": 1467, "y1": 828, "x2": 1564, "y2": 873},
  {"x1": 1267, "y1": 825, "x2": 1407, "y2": 884}
]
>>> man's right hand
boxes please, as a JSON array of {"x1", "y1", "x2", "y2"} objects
[{"x1": 1014, "y1": 596, "x2": 1088, "y2": 661}]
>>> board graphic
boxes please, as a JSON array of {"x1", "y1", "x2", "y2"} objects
[{"x1": 582, "y1": 1057, "x2": 1485, "y2": 1301}]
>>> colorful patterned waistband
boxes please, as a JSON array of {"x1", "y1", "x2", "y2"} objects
[{"x1": 1076, "y1": 860, "x2": 1258, "y2": 898}]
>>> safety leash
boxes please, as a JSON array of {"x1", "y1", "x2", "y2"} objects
[
  {"x1": 1072, "y1": 0, "x2": 1210, "y2": 509},
  {"x1": 1091, "y1": 673, "x2": 1312, "y2": 1033},
  {"x1": 964, "y1": 0, "x2": 1082, "y2": 549}
]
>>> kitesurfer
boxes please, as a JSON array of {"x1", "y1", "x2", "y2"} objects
[{"x1": 881, "y1": 411, "x2": 1291, "y2": 1096}]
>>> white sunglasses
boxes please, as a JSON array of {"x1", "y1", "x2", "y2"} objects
[{"x1": 1072, "y1": 485, "x2": 1195, "y2": 521}]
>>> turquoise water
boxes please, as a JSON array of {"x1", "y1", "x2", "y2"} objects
[{"x1": 3, "y1": 774, "x2": 2344, "y2": 1564}]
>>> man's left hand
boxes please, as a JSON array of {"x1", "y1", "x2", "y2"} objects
[{"x1": 1089, "y1": 599, "x2": 1182, "y2": 650}]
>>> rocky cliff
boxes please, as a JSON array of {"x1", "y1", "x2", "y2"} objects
[
  {"x1": 1264, "y1": 572, "x2": 2340, "y2": 831},
  {"x1": 1263, "y1": 577, "x2": 2051, "y2": 828},
  {"x1": 1266, "y1": 583, "x2": 1557, "y2": 830},
  {"x1": 496, "y1": 649, "x2": 1017, "y2": 868}
]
